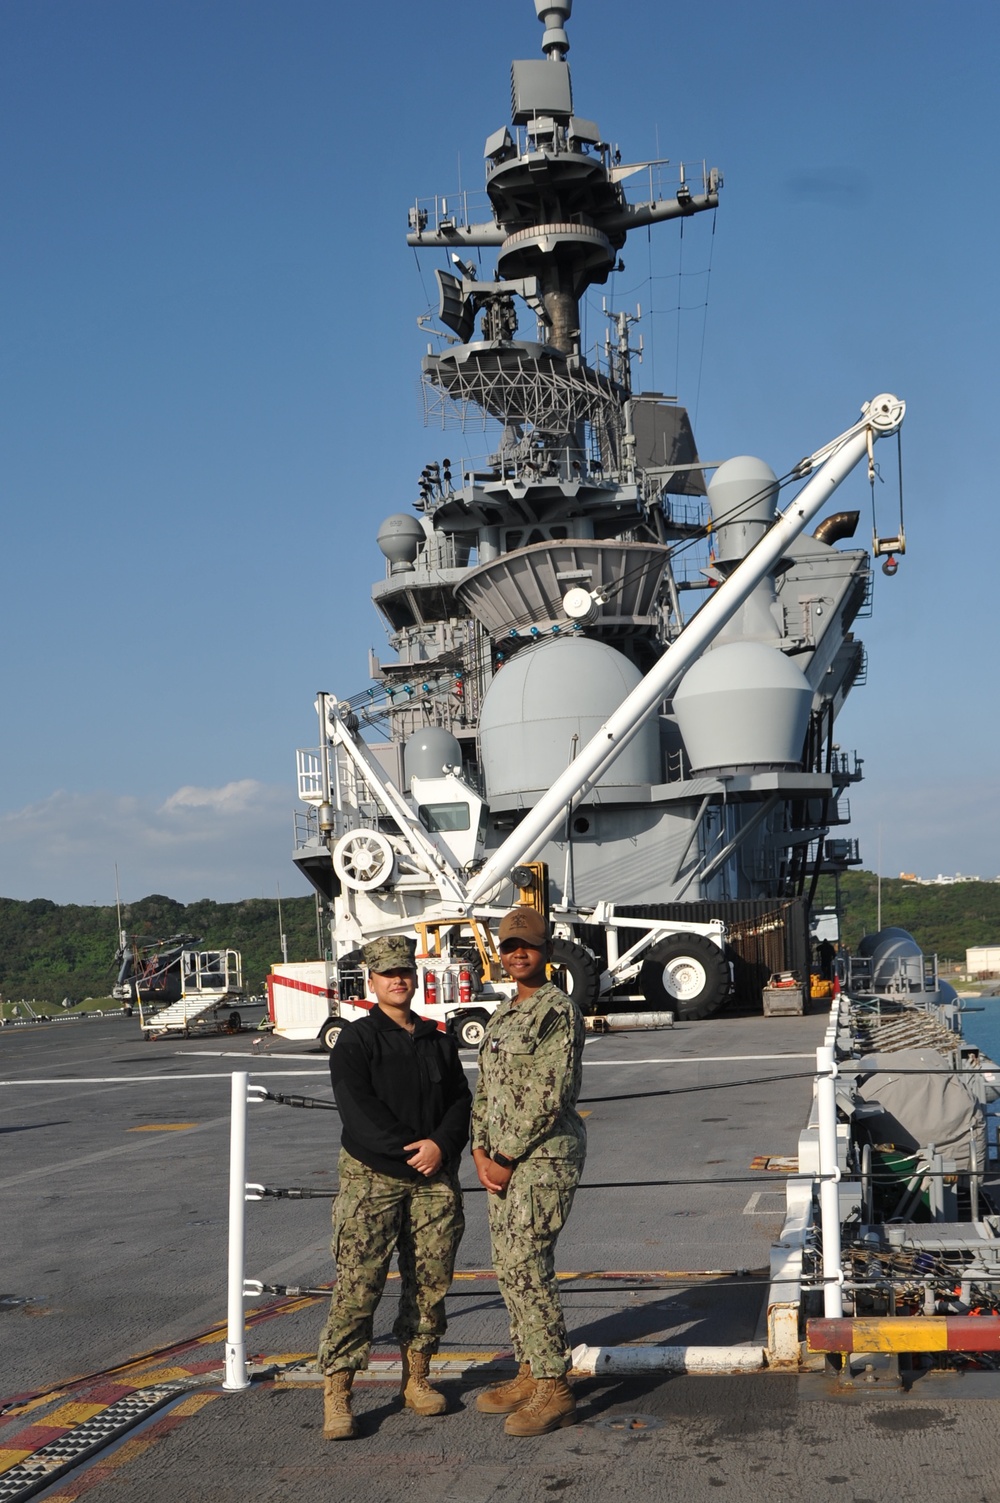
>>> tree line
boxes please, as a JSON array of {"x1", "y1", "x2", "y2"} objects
[
  {"x1": 815, "y1": 871, "x2": 1000, "y2": 962},
  {"x1": 0, "y1": 893, "x2": 320, "y2": 1003},
  {"x1": 2, "y1": 872, "x2": 998, "y2": 1003}
]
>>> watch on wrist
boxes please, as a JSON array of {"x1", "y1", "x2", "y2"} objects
[{"x1": 493, "y1": 1152, "x2": 515, "y2": 1170}]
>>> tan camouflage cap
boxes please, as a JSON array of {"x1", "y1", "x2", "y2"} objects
[
  {"x1": 362, "y1": 934, "x2": 417, "y2": 973},
  {"x1": 497, "y1": 907, "x2": 549, "y2": 946}
]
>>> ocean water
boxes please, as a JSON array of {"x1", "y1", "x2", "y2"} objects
[{"x1": 957, "y1": 995, "x2": 1000, "y2": 1063}]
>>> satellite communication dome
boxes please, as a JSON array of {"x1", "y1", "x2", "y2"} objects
[
  {"x1": 857, "y1": 926, "x2": 915, "y2": 957},
  {"x1": 377, "y1": 514, "x2": 425, "y2": 573},
  {"x1": 708, "y1": 456, "x2": 779, "y2": 565},
  {"x1": 479, "y1": 636, "x2": 659, "y2": 799},
  {"x1": 856, "y1": 927, "x2": 925, "y2": 990},
  {"x1": 672, "y1": 640, "x2": 813, "y2": 774},
  {"x1": 403, "y1": 727, "x2": 464, "y2": 783}
]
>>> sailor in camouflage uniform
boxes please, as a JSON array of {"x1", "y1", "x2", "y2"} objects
[
  {"x1": 472, "y1": 907, "x2": 586, "y2": 1435},
  {"x1": 317, "y1": 934, "x2": 471, "y2": 1440}
]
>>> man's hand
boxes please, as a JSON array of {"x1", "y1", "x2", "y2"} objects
[
  {"x1": 472, "y1": 1147, "x2": 513, "y2": 1194},
  {"x1": 404, "y1": 1138, "x2": 443, "y2": 1176}
]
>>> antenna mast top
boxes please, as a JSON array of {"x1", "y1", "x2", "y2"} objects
[{"x1": 535, "y1": 0, "x2": 571, "y2": 59}]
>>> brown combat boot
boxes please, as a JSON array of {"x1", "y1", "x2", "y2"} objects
[
  {"x1": 503, "y1": 1376, "x2": 576, "y2": 1436},
  {"x1": 475, "y1": 1362, "x2": 535, "y2": 1414},
  {"x1": 322, "y1": 1370, "x2": 357, "y2": 1440},
  {"x1": 400, "y1": 1348, "x2": 447, "y2": 1416}
]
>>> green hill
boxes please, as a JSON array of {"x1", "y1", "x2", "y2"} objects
[
  {"x1": 3, "y1": 872, "x2": 998, "y2": 1005},
  {"x1": 0, "y1": 893, "x2": 320, "y2": 1004},
  {"x1": 815, "y1": 871, "x2": 1000, "y2": 964}
]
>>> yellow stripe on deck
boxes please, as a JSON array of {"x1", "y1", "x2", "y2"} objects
[
  {"x1": 45, "y1": 1401, "x2": 107, "y2": 1425},
  {"x1": 127, "y1": 1123, "x2": 198, "y2": 1132},
  {"x1": 0, "y1": 1449, "x2": 33, "y2": 1471},
  {"x1": 171, "y1": 1393, "x2": 219, "y2": 1417}
]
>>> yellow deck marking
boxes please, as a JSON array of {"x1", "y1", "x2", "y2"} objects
[
  {"x1": 172, "y1": 1392, "x2": 219, "y2": 1417},
  {"x1": 125, "y1": 1366, "x2": 195, "y2": 1384},
  {"x1": 45, "y1": 1401, "x2": 106, "y2": 1425},
  {"x1": 578, "y1": 1109, "x2": 592, "y2": 1118},
  {"x1": 127, "y1": 1123, "x2": 197, "y2": 1132},
  {"x1": 0, "y1": 1449, "x2": 33, "y2": 1471}
]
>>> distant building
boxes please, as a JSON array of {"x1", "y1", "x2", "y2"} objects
[{"x1": 967, "y1": 946, "x2": 1000, "y2": 979}]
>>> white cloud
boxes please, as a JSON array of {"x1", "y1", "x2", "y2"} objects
[
  {"x1": 161, "y1": 779, "x2": 267, "y2": 815},
  {"x1": 0, "y1": 783, "x2": 313, "y2": 903}
]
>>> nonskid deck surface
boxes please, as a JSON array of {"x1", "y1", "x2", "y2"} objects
[
  {"x1": 0, "y1": 1013, "x2": 822, "y2": 1391},
  {"x1": 6, "y1": 1014, "x2": 1000, "y2": 1501}
]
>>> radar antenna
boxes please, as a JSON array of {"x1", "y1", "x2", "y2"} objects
[{"x1": 535, "y1": 0, "x2": 571, "y2": 60}]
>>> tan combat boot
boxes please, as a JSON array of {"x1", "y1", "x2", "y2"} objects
[
  {"x1": 475, "y1": 1362, "x2": 535, "y2": 1414},
  {"x1": 503, "y1": 1376, "x2": 576, "y2": 1436},
  {"x1": 400, "y1": 1348, "x2": 447, "y2": 1416},
  {"x1": 322, "y1": 1370, "x2": 357, "y2": 1440}
]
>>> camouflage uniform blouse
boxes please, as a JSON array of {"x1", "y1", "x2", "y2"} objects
[{"x1": 471, "y1": 981, "x2": 586, "y2": 1163}]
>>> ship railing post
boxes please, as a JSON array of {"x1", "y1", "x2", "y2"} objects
[
  {"x1": 816, "y1": 1044, "x2": 843, "y2": 1318},
  {"x1": 223, "y1": 1070, "x2": 251, "y2": 1390}
]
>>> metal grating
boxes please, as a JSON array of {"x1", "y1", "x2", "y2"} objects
[{"x1": 0, "y1": 1383, "x2": 192, "y2": 1503}]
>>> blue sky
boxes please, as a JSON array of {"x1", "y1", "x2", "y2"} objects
[{"x1": 2, "y1": 0, "x2": 998, "y2": 903}]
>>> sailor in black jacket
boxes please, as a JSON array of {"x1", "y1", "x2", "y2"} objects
[{"x1": 317, "y1": 934, "x2": 471, "y2": 1438}]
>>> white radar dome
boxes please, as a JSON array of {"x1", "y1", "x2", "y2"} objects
[
  {"x1": 377, "y1": 514, "x2": 424, "y2": 573},
  {"x1": 479, "y1": 636, "x2": 659, "y2": 800},
  {"x1": 672, "y1": 640, "x2": 813, "y2": 774},
  {"x1": 708, "y1": 456, "x2": 779, "y2": 564},
  {"x1": 404, "y1": 727, "x2": 463, "y2": 783}
]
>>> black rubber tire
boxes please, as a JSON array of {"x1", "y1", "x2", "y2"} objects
[
  {"x1": 321, "y1": 1018, "x2": 346, "y2": 1051},
  {"x1": 550, "y1": 937, "x2": 601, "y2": 1015},
  {"x1": 638, "y1": 934, "x2": 730, "y2": 1021},
  {"x1": 455, "y1": 1011, "x2": 490, "y2": 1050}
]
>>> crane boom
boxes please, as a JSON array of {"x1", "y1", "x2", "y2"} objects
[{"x1": 463, "y1": 394, "x2": 905, "y2": 906}]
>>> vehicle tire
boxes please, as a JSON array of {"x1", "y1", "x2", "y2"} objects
[
  {"x1": 550, "y1": 937, "x2": 601, "y2": 1015},
  {"x1": 321, "y1": 1018, "x2": 346, "y2": 1052},
  {"x1": 227, "y1": 1011, "x2": 243, "y2": 1033},
  {"x1": 455, "y1": 1011, "x2": 489, "y2": 1050},
  {"x1": 638, "y1": 934, "x2": 730, "y2": 1021}
]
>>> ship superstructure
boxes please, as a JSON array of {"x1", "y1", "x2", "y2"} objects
[{"x1": 291, "y1": 0, "x2": 902, "y2": 1022}]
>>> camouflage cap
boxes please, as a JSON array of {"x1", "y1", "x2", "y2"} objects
[
  {"x1": 363, "y1": 934, "x2": 417, "y2": 974},
  {"x1": 497, "y1": 907, "x2": 549, "y2": 947}
]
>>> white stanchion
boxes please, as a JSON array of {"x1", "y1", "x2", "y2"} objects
[
  {"x1": 223, "y1": 1070, "x2": 251, "y2": 1390},
  {"x1": 816, "y1": 1044, "x2": 843, "y2": 1318}
]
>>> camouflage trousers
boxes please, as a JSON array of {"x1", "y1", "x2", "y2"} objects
[
  {"x1": 317, "y1": 1149, "x2": 465, "y2": 1374},
  {"x1": 487, "y1": 1153, "x2": 583, "y2": 1379}
]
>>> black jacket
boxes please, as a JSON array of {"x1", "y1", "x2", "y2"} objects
[{"x1": 330, "y1": 1007, "x2": 472, "y2": 1181}]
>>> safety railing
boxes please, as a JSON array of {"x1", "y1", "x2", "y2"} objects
[
  {"x1": 220, "y1": 992, "x2": 1000, "y2": 1387},
  {"x1": 220, "y1": 1045, "x2": 840, "y2": 1387}
]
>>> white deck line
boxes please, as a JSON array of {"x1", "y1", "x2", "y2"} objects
[
  {"x1": 0, "y1": 1053, "x2": 816, "y2": 1087},
  {"x1": 577, "y1": 1054, "x2": 815, "y2": 1065},
  {"x1": 181, "y1": 1049, "x2": 815, "y2": 1065},
  {"x1": 0, "y1": 1071, "x2": 331, "y2": 1085}
]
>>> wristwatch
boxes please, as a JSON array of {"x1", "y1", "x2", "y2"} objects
[{"x1": 493, "y1": 1152, "x2": 516, "y2": 1170}]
